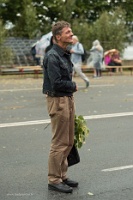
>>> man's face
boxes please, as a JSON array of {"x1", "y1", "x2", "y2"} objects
[{"x1": 56, "y1": 27, "x2": 73, "y2": 45}]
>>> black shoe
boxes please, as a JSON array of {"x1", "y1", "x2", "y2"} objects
[
  {"x1": 86, "y1": 81, "x2": 89, "y2": 88},
  {"x1": 63, "y1": 178, "x2": 78, "y2": 187},
  {"x1": 48, "y1": 182, "x2": 73, "y2": 193}
]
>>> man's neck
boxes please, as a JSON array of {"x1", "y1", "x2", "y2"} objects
[
  {"x1": 56, "y1": 41, "x2": 72, "y2": 50},
  {"x1": 57, "y1": 43, "x2": 67, "y2": 50}
]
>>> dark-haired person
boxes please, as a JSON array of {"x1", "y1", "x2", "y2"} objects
[
  {"x1": 45, "y1": 36, "x2": 54, "y2": 53},
  {"x1": 43, "y1": 21, "x2": 78, "y2": 193}
]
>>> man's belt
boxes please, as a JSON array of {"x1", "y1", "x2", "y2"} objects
[
  {"x1": 45, "y1": 91, "x2": 72, "y2": 97},
  {"x1": 46, "y1": 91, "x2": 56, "y2": 97}
]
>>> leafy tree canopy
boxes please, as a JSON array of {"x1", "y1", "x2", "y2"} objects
[
  {"x1": 0, "y1": 0, "x2": 132, "y2": 52},
  {"x1": 0, "y1": 0, "x2": 133, "y2": 30}
]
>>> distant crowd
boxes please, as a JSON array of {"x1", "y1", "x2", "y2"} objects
[{"x1": 31, "y1": 34, "x2": 122, "y2": 80}]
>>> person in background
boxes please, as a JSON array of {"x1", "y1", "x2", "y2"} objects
[
  {"x1": 90, "y1": 40, "x2": 103, "y2": 78},
  {"x1": 70, "y1": 35, "x2": 89, "y2": 88},
  {"x1": 45, "y1": 36, "x2": 54, "y2": 53},
  {"x1": 104, "y1": 49, "x2": 122, "y2": 72},
  {"x1": 30, "y1": 43, "x2": 40, "y2": 65},
  {"x1": 43, "y1": 21, "x2": 78, "y2": 194},
  {"x1": 41, "y1": 36, "x2": 55, "y2": 68},
  {"x1": 104, "y1": 51, "x2": 112, "y2": 66}
]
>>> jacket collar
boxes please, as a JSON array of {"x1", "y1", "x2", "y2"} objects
[{"x1": 53, "y1": 44, "x2": 71, "y2": 56}]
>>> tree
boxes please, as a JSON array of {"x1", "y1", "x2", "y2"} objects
[
  {"x1": 0, "y1": 0, "x2": 23, "y2": 24},
  {"x1": 108, "y1": 0, "x2": 133, "y2": 25},
  {"x1": 0, "y1": 19, "x2": 14, "y2": 66},
  {"x1": 1, "y1": 0, "x2": 133, "y2": 35},
  {"x1": 86, "y1": 8, "x2": 128, "y2": 53},
  {"x1": 0, "y1": 19, "x2": 6, "y2": 44},
  {"x1": 0, "y1": 0, "x2": 132, "y2": 43},
  {"x1": 12, "y1": 0, "x2": 39, "y2": 38},
  {"x1": 71, "y1": 17, "x2": 90, "y2": 49}
]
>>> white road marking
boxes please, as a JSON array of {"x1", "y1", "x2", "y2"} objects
[
  {"x1": 0, "y1": 84, "x2": 114, "y2": 92},
  {"x1": 0, "y1": 88, "x2": 41, "y2": 92},
  {"x1": 90, "y1": 84, "x2": 114, "y2": 87},
  {"x1": 84, "y1": 112, "x2": 133, "y2": 120},
  {"x1": 0, "y1": 111, "x2": 133, "y2": 128},
  {"x1": 1, "y1": 112, "x2": 133, "y2": 174},
  {"x1": 0, "y1": 119, "x2": 51, "y2": 128},
  {"x1": 127, "y1": 94, "x2": 133, "y2": 96},
  {"x1": 102, "y1": 165, "x2": 133, "y2": 172},
  {"x1": 78, "y1": 84, "x2": 114, "y2": 89}
]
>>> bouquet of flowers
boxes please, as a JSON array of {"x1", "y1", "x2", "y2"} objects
[
  {"x1": 67, "y1": 115, "x2": 89, "y2": 167},
  {"x1": 74, "y1": 115, "x2": 89, "y2": 149}
]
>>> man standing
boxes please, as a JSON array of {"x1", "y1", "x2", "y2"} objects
[
  {"x1": 70, "y1": 35, "x2": 89, "y2": 88},
  {"x1": 43, "y1": 21, "x2": 78, "y2": 193}
]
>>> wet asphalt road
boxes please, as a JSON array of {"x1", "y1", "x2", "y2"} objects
[{"x1": 0, "y1": 74, "x2": 133, "y2": 200}]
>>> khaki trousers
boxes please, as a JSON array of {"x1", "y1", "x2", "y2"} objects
[{"x1": 46, "y1": 96, "x2": 75, "y2": 184}]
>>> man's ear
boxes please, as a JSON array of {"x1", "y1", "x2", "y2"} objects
[{"x1": 56, "y1": 34, "x2": 61, "y2": 41}]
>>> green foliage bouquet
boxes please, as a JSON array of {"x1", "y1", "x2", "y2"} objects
[{"x1": 74, "y1": 115, "x2": 89, "y2": 149}]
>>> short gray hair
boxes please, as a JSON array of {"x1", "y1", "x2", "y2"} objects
[{"x1": 52, "y1": 21, "x2": 71, "y2": 41}]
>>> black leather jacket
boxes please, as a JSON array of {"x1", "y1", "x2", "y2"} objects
[{"x1": 43, "y1": 44, "x2": 76, "y2": 97}]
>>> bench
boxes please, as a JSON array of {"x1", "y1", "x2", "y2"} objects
[
  {"x1": 105, "y1": 65, "x2": 133, "y2": 75},
  {"x1": 81, "y1": 65, "x2": 108, "y2": 74},
  {"x1": 1, "y1": 64, "x2": 133, "y2": 77},
  {"x1": 0, "y1": 66, "x2": 43, "y2": 78},
  {"x1": 81, "y1": 65, "x2": 133, "y2": 75},
  {"x1": 16, "y1": 66, "x2": 43, "y2": 78}
]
